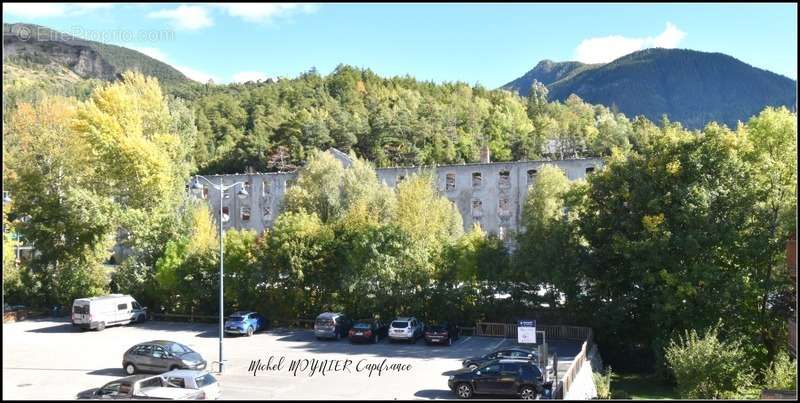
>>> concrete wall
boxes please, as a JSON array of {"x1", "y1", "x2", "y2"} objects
[
  {"x1": 194, "y1": 150, "x2": 603, "y2": 236},
  {"x1": 194, "y1": 171, "x2": 296, "y2": 233},
  {"x1": 375, "y1": 158, "x2": 603, "y2": 235}
]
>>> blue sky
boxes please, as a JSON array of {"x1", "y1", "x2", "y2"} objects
[{"x1": 3, "y1": 3, "x2": 797, "y2": 86}]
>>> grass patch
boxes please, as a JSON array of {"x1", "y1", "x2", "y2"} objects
[{"x1": 611, "y1": 372, "x2": 679, "y2": 400}]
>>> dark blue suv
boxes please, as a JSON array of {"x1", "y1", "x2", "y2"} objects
[{"x1": 224, "y1": 311, "x2": 266, "y2": 337}]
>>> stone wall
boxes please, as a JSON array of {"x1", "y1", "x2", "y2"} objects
[{"x1": 193, "y1": 149, "x2": 603, "y2": 236}]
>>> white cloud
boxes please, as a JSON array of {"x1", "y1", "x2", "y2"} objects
[
  {"x1": 214, "y1": 3, "x2": 317, "y2": 24},
  {"x1": 131, "y1": 46, "x2": 218, "y2": 83},
  {"x1": 147, "y1": 5, "x2": 213, "y2": 31},
  {"x1": 3, "y1": 3, "x2": 113, "y2": 18},
  {"x1": 575, "y1": 22, "x2": 687, "y2": 64},
  {"x1": 231, "y1": 71, "x2": 272, "y2": 83}
]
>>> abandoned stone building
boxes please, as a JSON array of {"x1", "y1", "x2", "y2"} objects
[{"x1": 190, "y1": 148, "x2": 603, "y2": 238}]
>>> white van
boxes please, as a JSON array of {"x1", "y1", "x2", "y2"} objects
[{"x1": 71, "y1": 294, "x2": 146, "y2": 331}]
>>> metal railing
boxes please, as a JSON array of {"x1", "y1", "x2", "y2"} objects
[
  {"x1": 474, "y1": 322, "x2": 593, "y2": 341},
  {"x1": 554, "y1": 338, "x2": 592, "y2": 399}
]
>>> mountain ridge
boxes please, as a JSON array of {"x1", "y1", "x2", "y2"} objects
[{"x1": 503, "y1": 48, "x2": 797, "y2": 128}]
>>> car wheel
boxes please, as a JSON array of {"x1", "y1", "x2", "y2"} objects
[
  {"x1": 519, "y1": 386, "x2": 537, "y2": 400},
  {"x1": 247, "y1": 326, "x2": 254, "y2": 337},
  {"x1": 124, "y1": 363, "x2": 137, "y2": 375},
  {"x1": 468, "y1": 364, "x2": 478, "y2": 370},
  {"x1": 456, "y1": 383, "x2": 473, "y2": 399},
  {"x1": 96, "y1": 322, "x2": 106, "y2": 331}
]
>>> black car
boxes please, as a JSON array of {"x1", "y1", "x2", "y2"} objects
[
  {"x1": 424, "y1": 322, "x2": 459, "y2": 346},
  {"x1": 448, "y1": 359, "x2": 545, "y2": 400},
  {"x1": 348, "y1": 319, "x2": 388, "y2": 343},
  {"x1": 461, "y1": 347, "x2": 538, "y2": 369}
]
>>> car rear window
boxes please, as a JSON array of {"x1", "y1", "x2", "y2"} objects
[
  {"x1": 195, "y1": 374, "x2": 217, "y2": 388},
  {"x1": 353, "y1": 323, "x2": 371, "y2": 329},
  {"x1": 427, "y1": 325, "x2": 445, "y2": 332},
  {"x1": 391, "y1": 321, "x2": 408, "y2": 328},
  {"x1": 316, "y1": 319, "x2": 333, "y2": 326},
  {"x1": 73, "y1": 305, "x2": 89, "y2": 314}
]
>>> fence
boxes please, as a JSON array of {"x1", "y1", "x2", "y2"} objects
[
  {"x1": 553, "y1": 337, "x2": 593, "y2": 399},
  {"x1": 149, "y1": 312, "x2": 219, "y2": 323},
  {"x1": 474, "y1": 322, "x2": 593, "y2": 341}
]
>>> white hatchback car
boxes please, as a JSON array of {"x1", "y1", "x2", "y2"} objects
[{"x1": 160, "y1": 369, "x2": 220, "y2": 400}]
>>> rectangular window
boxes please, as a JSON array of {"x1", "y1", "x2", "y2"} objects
[
  {"x1": 585, "y1": 167, "x2": 595, "y2": 174},
  {"x1": 471, "y1": 199, "x2": 483, "y2": 218},
  {"x1": 263, "y1": 207, "x2": 272, "y2": 221},
  {"x1": 498, "y1": 198, "x2": 511, "y2": 217},
  {"x1": 221, "y1": 206, "x2": 230, "y2": 223},
  {"x1": 446, "y1": 173, "x2": 456, "y2": 192},
  {"x1": 244, "y1": 181, "x2": 251, "y2": 193},
  {"x1": 117, "y1": 303, "x2": 127, "y2": 311},
  {"x1": 527, "y1": 169, "x2": 538, "y2": 185},
  {"x1": 241, "y1": 206, "x2": 251, "y2": 221},
  {"x1": 262, "y1": 180, "x2": 272, "y2": 197},
  {"x1": 397, "y1": 175, "x2": 405, "y2": 184},
  {"x1": 472, "y1": 172, "x2": 482, "y2": 188},
  {"x1": 499, "y1": 170, "x2": 510, "y2": 188}
]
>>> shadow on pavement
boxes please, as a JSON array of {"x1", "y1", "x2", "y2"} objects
[
  {"x1": 414, "y1": 389, "x2": 454, "y2": 399},
  {"x1": 86, "y1": 367, "x2": 125, "y2": 376},
  {"x1": 25, "y1": 322, "x2": 82, "y2": 334}
]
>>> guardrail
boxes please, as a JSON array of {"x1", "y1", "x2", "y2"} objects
[
  {"x1": 554, "y1": 337, "x2": 592, "y2": 399},
  {"x1": 149, "y1": 312, "x2": 219, "y2": 323}
]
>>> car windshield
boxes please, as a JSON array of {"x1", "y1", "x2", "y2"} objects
[
  {"x1": 168, "y1": 343, "x2": 191, "y2": 354},
  {"x1": 195, "y1": 374, "x2": 217, "y2": 388},
  {"x1": 353, "y1": 323, "x2": 372, "y2": 329},
  {"x1": 391, "y1": 321, "x2": 409, "y2": 328}
]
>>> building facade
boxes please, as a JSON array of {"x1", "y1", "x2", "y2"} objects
[{"x1": 191, "y1": 149, "x2": 603, "y2": 237}]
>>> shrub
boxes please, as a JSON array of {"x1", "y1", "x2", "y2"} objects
[
  {"x1": 763, "y1": 351, "x2": 797, "y2": 391},
  {"x1": 593, "y1": 366, "x2": 613, "y2": 399},
  {"x1": 664, "y1": 324, "x2": 756, "y2": 399}
]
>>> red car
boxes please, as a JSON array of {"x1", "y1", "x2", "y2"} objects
[
  {"x1": 424, "y1": 322, "x2": 459, "y2": 346},
  {"x1": 348, "y1": 319, "x2": 388, "y2": 343}
]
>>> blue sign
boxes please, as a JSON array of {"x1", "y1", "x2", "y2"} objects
[
  {"x1": 518, "y1": 320, "x2": 536, "y2": 327},
  {"x1": 517, "y1": 320, "x2": 537, "y2": 343}
]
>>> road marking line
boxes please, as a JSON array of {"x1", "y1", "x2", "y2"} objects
[
  {"x1": 491, "y1": 338, "x2": 506, "y2": 350},
  {"x1": 457, "y1": 336, "x2": 471, "y2": 345}
]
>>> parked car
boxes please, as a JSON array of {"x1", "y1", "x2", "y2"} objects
[
  {"x1": 348, "y1": 319, "x2": 388, "y2": 343},
  {"x1": 122, "y1": 340, "x2": 207, "y2": 375},
  {"x1": 448, "y1": 359, "x2": 545, "y2": 400},
  {"x1": 72, "y1": 294, "x2": 146, "y2": 331},
  {"x1": 462, "y1": 347, "x2": 555, "y2": 379},
  {"x1": 424, "y1": 322, "x2": 459, "y2": 346},
  {"x1": 77, "y1": 374, "x2": 205, "y2": 400},
  {"x1": 160, "y1": 369, "x2": 220, "y2": 400},
  {"x1": 314, "y1": 312, "x2": 352, "y2": 340},
  {"x1": 224, "y1": 311, "x2": 266, "y2": 337},
  {"x1": 388, "y1": 316, "x2": 424, "y2": 343}
]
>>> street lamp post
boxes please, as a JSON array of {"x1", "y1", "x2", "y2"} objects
[{"x1": 191, "y1": 176, "x2": 248, "y2": 374}]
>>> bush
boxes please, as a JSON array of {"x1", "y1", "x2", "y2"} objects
[
  {"x1": 664, "y1": 324, "x2": 757, "y2": 399},
  {"x1": 763, "y1": 351, "x2": 797, "y2": 391},
  {"x1": 593, "y1": 366, "x2": 613, "y2": 399}
]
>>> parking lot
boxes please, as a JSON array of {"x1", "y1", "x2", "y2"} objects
[{"x1": 3, "y1": 318, "x2": 580, "y2": 400}]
